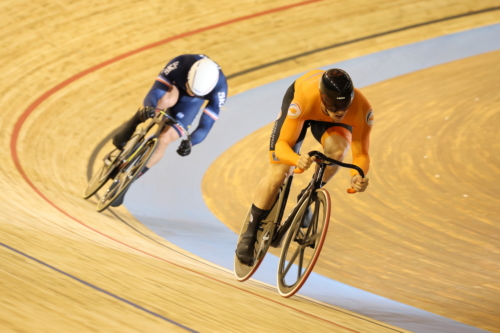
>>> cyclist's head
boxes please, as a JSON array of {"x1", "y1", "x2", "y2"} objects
[
  {"x1": 319, "y1": 68, "x2": 354, "y2": 112},
  {"x1": 187, "y1": 58, "x2": 220, "y2": 96}
]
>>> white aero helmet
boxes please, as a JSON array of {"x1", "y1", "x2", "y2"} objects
[{"x1": 187, "y1": 58, "x2": 220, "y2": 96}]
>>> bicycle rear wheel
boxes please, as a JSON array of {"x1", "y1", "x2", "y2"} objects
[
  {"x1": 96, "y1": 138, "x2": 157, "y2": 212},
  {"x1": 277, "y1": 188, "x2": 330, "y2": 297},
  {"x1": 233, "y1": 188, "x2": 284, "y2": 282}
]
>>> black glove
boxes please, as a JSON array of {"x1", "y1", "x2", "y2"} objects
[
  {"x1": 138, "y1": 106, "x2": 156, "y2": 122},
  {"x1": 177, "y1": 139, "x2": 192, "y2": 156}
]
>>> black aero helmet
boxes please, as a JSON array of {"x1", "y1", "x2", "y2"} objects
[{"x1": 319, "y1": 68, "x2": 354, "y2": 112}]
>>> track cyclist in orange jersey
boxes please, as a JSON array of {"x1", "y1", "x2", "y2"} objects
[{"x1": 236, "y1": 68, "x2": 374, "y2": 265}]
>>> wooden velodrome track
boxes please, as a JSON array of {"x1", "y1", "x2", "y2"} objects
[{"x1": 1, "y1": 0, "x2": 499, "y2": 332}]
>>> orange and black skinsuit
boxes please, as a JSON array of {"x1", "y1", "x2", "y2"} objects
[{"x1": 270, "y1": 70, "x2": 374, "y2": 177}]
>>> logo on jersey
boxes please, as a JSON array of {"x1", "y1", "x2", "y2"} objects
[
  {"x1": 287, "y1": 103, "x2": 302, "y2": 119},
  {"x1": 218, "y1": 92, "x2": 226, "y2": 107},
  {"x1": 162, "y1": 61, "x2": 179, "y2": 76},
  {"x1": 366, "y1": 109, "x2": 374, "y2": 127}
]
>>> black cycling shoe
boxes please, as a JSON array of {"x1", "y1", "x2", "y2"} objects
[
  {"x1": 112, "y1": 127, "x2": 133, "y2": 150},
  {"x1": 112, "y1": 111, "x2": 144, "y2": 150},
  {"x1": 236, "y1": 236, "x2": 257, "y2": 265},
  {"x1": 110, "y1": 184, "x2": 130, "y2": 207},
  {"x1": 110, "y1": 192, "x2": 126, "y2": 207}
]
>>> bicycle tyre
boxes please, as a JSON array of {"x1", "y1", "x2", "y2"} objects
[
  {"x1": 83, "y1": 149, "x2": 121, "y2": 199},
  {"x1": 277, "y1": 188, "x2": 330, "y2": 297},
  {"x1": 96, "y1": 138, "x2": 158, "y2": 212}
]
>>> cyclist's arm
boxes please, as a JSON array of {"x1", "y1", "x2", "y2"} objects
[
  {"x1": 190, "y1": 107, "x2": 219, "y2": 145},
  {"x1": 350, "y1": 107, "x2": 373, "y2": 177},
  {"x1": 190, "y1": 84, "x2": 227, "y2": 145},
  {"x1": 275, "y1": 115, "x2": 304, "y2": 166}
]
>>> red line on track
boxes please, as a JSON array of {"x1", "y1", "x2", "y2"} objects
[{"x1": 10, "y1": 1, "x2": 361, "y2": 331}]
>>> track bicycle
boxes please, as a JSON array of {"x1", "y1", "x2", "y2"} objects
[
  {"x1": 83, "y1": 109, "x2": 191, "y2": 212},
  {"x1": 234, "y1": 151, "x2": 364, "y2": 297}
]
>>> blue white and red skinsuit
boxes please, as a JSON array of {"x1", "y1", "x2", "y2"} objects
[{"x1": 144, "y1": 54, "x2": 228, "y2": 145}]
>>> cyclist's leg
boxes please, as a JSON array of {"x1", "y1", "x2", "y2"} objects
[
  {"x1": 253, "y1": 163, "x2": 294, "y2": 210},
  {"x1": 146, "y1": 95, "x2": 204, "y2": 168},
  {"x1": 237, "y1": 83, "x2": 307, "y2": 263},
  {"x1": 310, "y1": 122, "x2": 352, "y2": 183},
  {"x1": 146, "y1": 126, "x2": 180, "y2": 168},
  {"x1": 236, "y1": 162, "x2": 294, "y2": 263},
  {"x1": 112, "y1": 110, "x2": 148, "y2": 150},
  {"x1": 113, "y1": 82, "x2": 170, "y2": 150}
]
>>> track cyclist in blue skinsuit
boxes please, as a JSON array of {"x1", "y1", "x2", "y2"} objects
[{"x1": 111, "y1": 54, "x2": 228, "y2": 206}]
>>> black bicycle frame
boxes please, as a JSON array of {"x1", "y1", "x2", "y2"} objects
[{"x1": 270, "y1": 150, "x2": 364, "y2": 247}]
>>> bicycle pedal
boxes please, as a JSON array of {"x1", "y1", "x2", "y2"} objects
[{"x1": 103, "y1": 154, "x2": 114, "y2": 166}]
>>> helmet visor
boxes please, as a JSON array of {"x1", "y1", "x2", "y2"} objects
[{"x1": 320, "y1": 92, "x2": 353, "y2": 112}]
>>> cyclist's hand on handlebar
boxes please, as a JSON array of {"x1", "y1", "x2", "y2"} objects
[
  {"x1": 349, "y1": 174, "x2": 369, "y2": 193},
  {"x1": 138, "y1": 106, "x2": 157, "y2": 121},
  {"x1": 297, "y1": 154, "x2": 316, "y2": 171},
  {"x1": 177, "y1": 139, "x2": 192, "y2": 157}
]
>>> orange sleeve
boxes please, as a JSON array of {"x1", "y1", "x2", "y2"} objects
[
  {"x1": 350, "y1": 100, "x2": 373, "y2": 177},
  {"x1": 275, "y1": 101, "x2": 307, "y2": 166}
]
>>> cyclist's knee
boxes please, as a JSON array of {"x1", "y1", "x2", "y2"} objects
[
  {"x1": 324, "y1": 147, "x2": 346, "y2": 161},
  {"x1": 158, "y1": 126, "x2": 180, "y2": 147},
  {"x1": 323, "y1": 136, "x2": 349, "y2": 161},
  {"x1": 266, "y1": 164, "x2": 292, "y2": 187}
]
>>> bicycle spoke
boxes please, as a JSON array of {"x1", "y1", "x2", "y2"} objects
[
  {"x1": 312, "y1": 200, "x2": 319, "y2": 234},
  {"x1": 298, "y1": 247, "x2": 304, "y2": 280},
  {"x1": 102, "y1": 181, "x2": 118, "y2": 202},
  {"x1": 283, "y1": 244, "x2": 302, "y2": 276},
  {"x1": 301, "y1": 232, "x2": 320, "y2": 248}
]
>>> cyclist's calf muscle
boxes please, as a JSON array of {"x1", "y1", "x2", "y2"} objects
[{"x1": 146, "y1": 125, "x2": 181, "y2": 168}]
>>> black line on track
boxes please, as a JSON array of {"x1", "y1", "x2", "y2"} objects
[
  {"x1": 226, "y1": 6, "x2": 500, "y2": 79},
  {"x1": 0, "y1": 242, "x2": 198, "y2": 332}
]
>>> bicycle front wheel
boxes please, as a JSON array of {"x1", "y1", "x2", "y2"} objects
[
  {"x1": 277, "y1": 188, "x2": 331, "y2": 297},
  {"x1": 96, "y1": 138, "x2": 158, "y2": 212}
]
